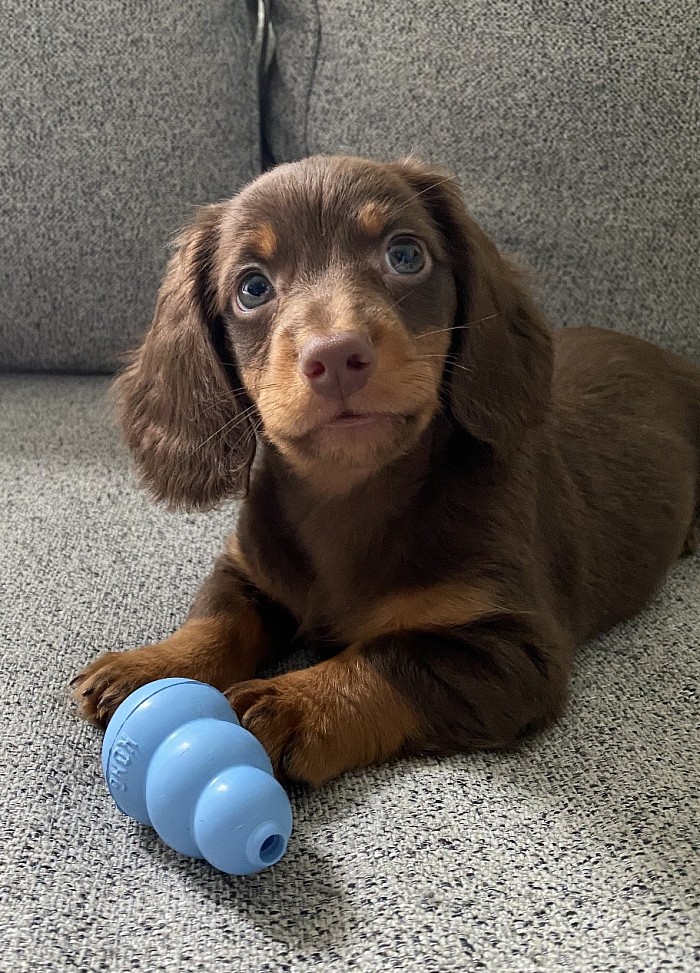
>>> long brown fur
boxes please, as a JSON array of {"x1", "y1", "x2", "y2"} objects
[{"x1": 73, "y1": 156, "x2": 700, "y2": 787}]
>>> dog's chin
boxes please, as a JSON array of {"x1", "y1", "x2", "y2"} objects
[
  {"x1": 294, "y1": 411, "x2": 412, "y2": 464},
  {"x1": 266, "y1": 408, "x2": 430, "y2": 491}
]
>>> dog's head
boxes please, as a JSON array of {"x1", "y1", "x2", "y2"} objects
[{"x1": 116, "y1": 156, "x2": 552, "y2": 507}]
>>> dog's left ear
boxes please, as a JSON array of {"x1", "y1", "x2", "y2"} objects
[
  {"x1": 388, "y1": 159, "x2": 553, "y2": 454},
  {"x1": 113, "y1": 203, "x2": 256, "y2": 511}
]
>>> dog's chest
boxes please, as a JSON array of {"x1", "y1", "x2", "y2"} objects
[
  {"x1": 292, "y1": 507, "x2": 395, "y2": 638},
  {"x1": 248, "y1": 486, "x2": 419, "y2": 642},
  {"x1": 245, "y1": 447, "x2": 478, "y2": 643}
]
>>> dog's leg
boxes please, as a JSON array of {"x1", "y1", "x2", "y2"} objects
[
  {"x1": 229, "y1": 620, "x2": 570, "y2": 786},
  {"x1": 72, "y1": 545, "x2": 294, "y2": 727}
]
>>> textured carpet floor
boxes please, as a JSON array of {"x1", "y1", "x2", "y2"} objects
[{"x1": 1, "y1": 374, "x2": 698, "y2": 972}]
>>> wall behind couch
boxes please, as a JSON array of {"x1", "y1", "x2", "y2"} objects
[
  {"x1": 0, "y1": 1, "x2": 261, "y2": 372},
  {"x1": 265, "y1": 0, "x2": 700, "y2": 361}
]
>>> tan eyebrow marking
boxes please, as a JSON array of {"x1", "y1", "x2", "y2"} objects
[
  {"x1": 356, "y1": 201, "x2": 389, "y2": 237},
  {"x1": 247, "y1": 223, "x2": 277, "y2": 260}
]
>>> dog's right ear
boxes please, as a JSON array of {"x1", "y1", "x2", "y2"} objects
[
  {"x1": 113, "y1": 204, "x2": 255, "y2": 511},
  {"x1": 387, "y1": 159, "x2": 552, "y2": 456}
]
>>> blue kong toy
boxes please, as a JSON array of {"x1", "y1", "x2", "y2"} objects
[{"x1": 101, "y1": 678, "x2": 293, "y2": 875}]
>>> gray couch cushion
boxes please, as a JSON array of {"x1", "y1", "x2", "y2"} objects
[
  {"x1": 266, "y1": 1, "x2": 700, "y2": 360},
  {"x1": 0, "y1": 1, "x2": 260, "y2": 372},
  {"x1": 2, "y1": 373, "x2": 699, "y2": 971}
]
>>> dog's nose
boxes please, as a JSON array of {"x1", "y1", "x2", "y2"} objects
[{"x1": 298, "y1": 333, "x2": 376, "y2": 399}]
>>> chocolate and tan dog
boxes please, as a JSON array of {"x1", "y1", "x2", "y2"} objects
[{"x1": 72, "y1": 156, "x2": 700, "y2": 785}]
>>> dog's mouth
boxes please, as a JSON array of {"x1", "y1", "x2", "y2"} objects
[
  {"x1": 321, "y1": 410, "x2": 399, "y2": 431},
  {"x1": 311, "y1": 406, "x2": 411, "y2": 443},
  {"x1": 260, "y1": 397, "x2": 437, "y2": 488},
  {"x1": 268, "y1": 406, "x2": 412, "y2": 455}
]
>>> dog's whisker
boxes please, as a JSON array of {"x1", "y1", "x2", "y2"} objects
[
  {"x1": 188, "y1": 380, "x2": 294, "y2": 423},
  {"x1": 228, "y1": 419, "x2": 264, "y2": 474},
  {"x1": 392, "y1": 176, "x2": 457, "y2": 217},
  {"x1": 190, "y1": 405, "x2": 261, "y2": 453},
  {"x1": 416, "y1": 314, "x2": 500, "y2": 340},
  {"x1": 187, "y1": 392, "x2": 245, "y2": 422},
  {"x1": 412, "y1": 353, "x2": 474, "y2": 375},
  {"x1": 384, "y1": 291, "x2": 415, "y2": 314}
]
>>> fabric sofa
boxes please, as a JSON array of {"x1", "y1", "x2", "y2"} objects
[{"x1": 1, "y1": 3, "x2": 698, "y2": 970}]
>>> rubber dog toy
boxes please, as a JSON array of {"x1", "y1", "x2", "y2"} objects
[{"x1": 101, "y1": 678, "x2": 292, "y2": 875}]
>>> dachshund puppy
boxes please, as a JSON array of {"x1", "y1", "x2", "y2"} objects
[{"x1": 73, "y1": 156, "x2": 700, "y2": 786}]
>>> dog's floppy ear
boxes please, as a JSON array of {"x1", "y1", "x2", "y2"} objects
[
  {"x1": 389, "y1": 159, "x2": 553, "y2": 454},
  {"x1": 113, "y1": 204, "x2": 255, "y2": 510}
]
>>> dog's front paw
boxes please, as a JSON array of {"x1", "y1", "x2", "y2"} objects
[
  {"x1": 229, "y1": 652, "x2": 421, "y2": 786},
  {"x1": 228, "y1": 672, "x2": 350, "y2": 787},
  {"x1": 71, "y1": 649, "x2": 167, "y2": 727},
  {"x1": 72, "y1": 617, "x2": 266, "y2": 728}
]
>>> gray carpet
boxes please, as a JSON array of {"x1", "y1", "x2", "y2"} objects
[{"x1": 1, "y1": 374, "x2": 699, "y2": 972}]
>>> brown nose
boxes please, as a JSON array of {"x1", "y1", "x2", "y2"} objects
[{"x1": 298, "y1": 332, "x2": 376, "y2": 399}]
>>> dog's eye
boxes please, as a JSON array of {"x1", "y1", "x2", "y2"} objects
[
  {"x1": 385, "y1": 237, "x2": 425, "y2": 275},
  {"x1": 237, "y1": 272, "x2": 274, "y2": 310}
]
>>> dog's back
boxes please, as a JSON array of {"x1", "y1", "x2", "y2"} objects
[{"x1": 544, "y1": 326, "x2": 700, "y2": 640}]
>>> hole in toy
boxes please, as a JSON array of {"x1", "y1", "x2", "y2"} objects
[{"x1": 259, "y1": 834, "x2": 285, "y2": 864}]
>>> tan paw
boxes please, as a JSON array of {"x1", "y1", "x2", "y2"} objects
[
  {"x1": 71, "y1": 616, "x2": 265, "y2": 727},
  {"x1": 228, "y1": 655, "x2": 416, "y2": 787},
  {"x1": 228, "y1": 672, "x2": 351, "y2": 787},
  {"x1": 71, "y1": 648, "x2": 174, "y2": 727}
]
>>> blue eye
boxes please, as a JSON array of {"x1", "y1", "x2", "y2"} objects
[
  {"x1": 237, "y1": 272, "x2": 274, "y2": 310},
  {"x1": 385, "y1": 237, "x2": 426, "y2": 275}
]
